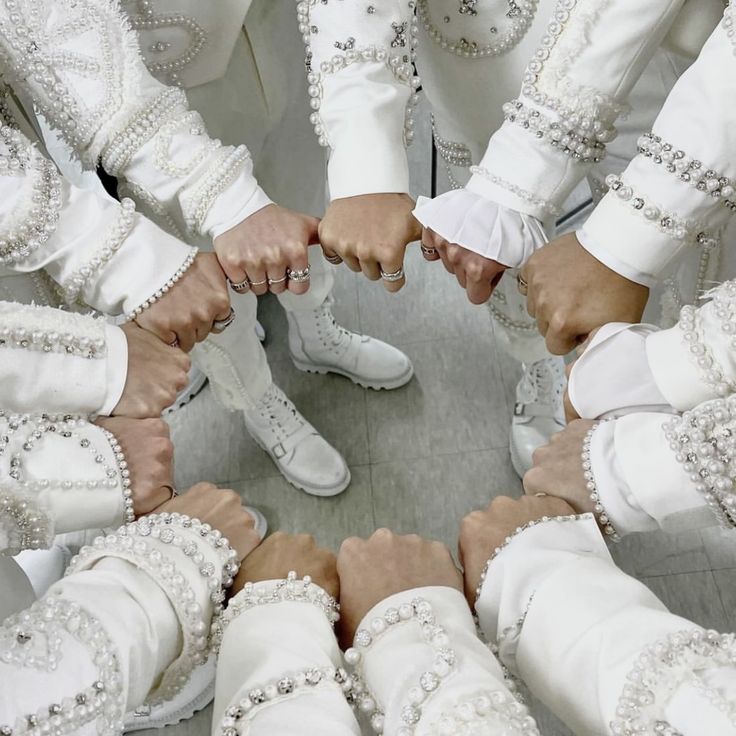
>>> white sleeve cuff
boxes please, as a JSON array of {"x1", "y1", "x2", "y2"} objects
[{"x1": 100, "y1": 323, "x2": 128, "y2": 416}]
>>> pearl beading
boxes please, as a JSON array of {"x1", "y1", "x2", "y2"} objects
[
  {"x1": 67, "y1": 513, "x2": 239, "y2": 705},
  {"x1": 678, "y1": 304, "x2": 734, "y2": 398},
  {"x1": 416, "y1": 0, "x2": 538, "y2": 59},
  {"x1": 582, "y1": 422, "x2": 620, "y2": 541},
  {"x1": 503, "y1": 98, "x2": 608, "y2": 164},
  {"x1": 153, "y1": 110, "x2": 222, "y2": 178},
  {"x1": 472, "y1": 513, "x2": 591, "y2": 610},
  {"x1": 0, "y1": 486, "x2": 52, "y2": 556},
  {"x1": 432, "y1": 690, "x2": 540, "y2": 735},
  {"x1": 59, "y1": 198, "x2": 137, "y2": 305},
  {"x1": 470, "y1": 165, "x2": 561, "y2": 217},
  {"x1": 297, "y1": 0, "x2": 420, "y2": 149},
  {"x1": 344, "y1": 597, "x2": 459, "y2": 736},
  {"x1": 124, "y1": 246, "x2": 197, "y2": 321},
  {"x1": 182, "y1": 146, "x2": 251, "y2": 235},
  {"x1": 605, "y1": 175, "x2": 720, "y2": 251},
  {"x1": 100, "y1": 428, "x2": 134, "y2": 524},
  {"x1": 0, "y1": 596, "x2": 125, "y2": 736},
  {"x1": 119, "y1": 179, "x2": 186, "y2": 239},
  {"x1": 432, "y1": 116, "x2": 472, "y2": 168},
  {"x1": 611, "y1": 628, "x2": 736, "y2": 735},
  {"x1": 664, "y1": 398, "x2": 736, "y2": 528},
  {"x1": 101, "y1": 87, "x2": 189, "y2": 176},
  {"x1": 217, "y1": 666, "x2": 355, "y2": 736},
  {"x1": 0, "y1": 322, "x2": 105, "y2": 359},
  {"x1": 637, "y1": 133, "x2": 736, "y2": 213},
  {"x1": 0, "y1": 122, "x2": 31, "y2": 174},
  {"x1": 127, "y1": 1, "x2": 207, "y2": 87},
  {"x1": 711, "y1": 279, "x2": 736, "y2": 348}
]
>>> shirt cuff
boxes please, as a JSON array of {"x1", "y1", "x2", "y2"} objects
[{"x1": 100, "y1": 323, "x2": 128, "y2": 416}]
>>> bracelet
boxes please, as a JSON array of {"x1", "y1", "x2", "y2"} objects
[{"x1": 582, "y1": 422, "x2": 620, "y2": 542}]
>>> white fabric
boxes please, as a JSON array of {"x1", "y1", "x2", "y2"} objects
[
  {"x1": 412, "y1": 193, "x2": 548, "y2": 268},
  {"x1": 583, "y1": 16, "x2": 736, "y2": 284},
  {"x1": 101, "y1": 323, "x2": 129, "y2": 416},
  {"x1": 567, "y1": 322, "x2": 671, "y2": 420},
  {"x1": 476, "y1": 515, "x2": 736, "y2": 735}
]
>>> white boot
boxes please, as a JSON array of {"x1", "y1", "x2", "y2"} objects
[
  {"x1": 163, "y1": 364, "x2": 208, "y2": 416},
  {"x1": 287, "y1": 295, "x2": 414, "y2": 390},
  {"x1": 243, "y1": 383, "x2": 350, "y2": 496},
  {"x1": 509, "y1": 357, "x2": 566, "y2": 478}
]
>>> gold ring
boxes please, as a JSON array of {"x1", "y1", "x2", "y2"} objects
[{"x1": 517, "y1": 273, "x2": 529, "y2": 295}]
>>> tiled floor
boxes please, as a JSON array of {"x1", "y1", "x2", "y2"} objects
[{"x1": 157, "y1": 99, "x2": 735, "y2": 736}]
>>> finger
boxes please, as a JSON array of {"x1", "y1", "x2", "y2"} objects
[
  {"x1": 267, "y1": 266, "x2": 288, "y2": 295},
  {"x1": 303, "y1": 215, "x2": 322, "y2": 245},
  {"x1": 421, "y1": 229, "x2": 441, "y2": 262},
  {"x1": 247, "y1": 268, "x2": 269, "y2": 296},
  {"x1": 454, "y1": 266, "x2": 467, "y2": 290},
  {"x1": 287, "y1": 246, "x2": 311, "y2": 296},
  {"x1": 564, "y1": 391, "x2": 580, "y2": 423},
  {"x1": 342, "y1": 253, "x2": 362, "y2": 273},
  {"x1": 378, "y1": 256, "x2": 406, "y2": 293},
  {"x1": 175, "y1": 327, "x2": 197, "y2": 353},
  {"x1": 437, "y1": 245, "x2": 454, "y2": 274},
  {"x1": 219, "y1": 259, "x2": 249, "y2": 291},
  {"x1": 321, "y1": 245, "x2": 343, "y2": 266},
  {"x1": 134, "y1": 317, "x2": 178, "y2": 347},
  {"x1": 360, "y1": 257, "x2": 382, "y2": 282},
  {"x1": 545, "y1": 325, "x2": 578, "y2": 356},
  {"x1": 465, "y1": 277, "x2": 494, "y2": 306},
  {"x1": 525, "y1": 283, "x2": 537, "y2": 318},
  {"x1": 522, "y1": 467, "x2": 546, "y2": 496}
]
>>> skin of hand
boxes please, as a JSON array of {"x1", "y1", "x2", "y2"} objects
[
  {"x1": 154, "y1": 482, "x2": 261, "y2": 562},
  {"x1": 112, "y1": 322, "x2": 191, "y2": 418},
  {"x1": 95, "y1": 417, "x2": 174, "y2": 515},
  {"x1": 135, "y1": 253, "x2": 232, "y2": 352},
  {"x1": 337, "y1": 529, "x2": 463, "y2": 646},
  {"x1": 318, "y1": 193, "x2": 422, "y2": 292},
  {"x1": 458, "y1": 495, "x2": 576, "y2": 606},
  {"x1": 422, "y1": 227, "x2": 506, "y2": 305},
  {"x1": 214, "y1": 203, "x2": 320, "y2": 296},
  {"x1": 233, "y1": 531, "x2": 339, "y2": 599},
  {"x1": 523, "y1": 419, "x2": 598, "y2": 515},
  {"x1": 519, "y1": 232, "x2": 649, "y2": 355}
]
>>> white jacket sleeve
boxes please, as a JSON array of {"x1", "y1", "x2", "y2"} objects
[
  {"x1": 0, "y1": 302, "x2": 127, "y2": 416},
  {"x1": 0, "y1": 0, "x2": 272, "y2": 241},
  {"x1": 582, "y1": 13, "x2": 736, "y2": 286},
  {"x1": 343, "y1": 586, "x2": 540, "y2": 735},
  {"x1": 211, "y1": 573, "x2": 360, "y2": 736},
  {"x1": 297, "y1": 0, "x2": 418, "y2": 199},
  {"x1": 475, "y1": 514, "x2": 736, "y2": 736},
  {"x1": 0, "y1": 411, "x2": 135, "y2": 555},
  {"x1": 0, "y1": 513, "x2": 239, "y2": 735},
  {"x1": 0, "y1": 121, "x2": 197, "y2": 320}
]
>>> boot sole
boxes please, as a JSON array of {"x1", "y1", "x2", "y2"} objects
[
  {"x1": 163, "y1": 372, "x2": 209, "y2": 416},
  {"x1": 291, "y1": 357, "x2": 414, "y2": 391}
]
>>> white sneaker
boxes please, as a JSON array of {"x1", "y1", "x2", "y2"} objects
[
  {"x1": 509, "y1": 357, "x2": 566, "y2": 478},
  {"x1": 243, "y1": 384, "x2": 350, "y2": 497},
  {"x1": 287, "y1": 296, "x2": 414, "y2": 390}
]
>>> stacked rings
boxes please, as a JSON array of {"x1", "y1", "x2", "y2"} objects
[
  {"x1": 287, "y1": 266, "x2": 311, "y2": 283},
  {"x1": 325, "y1": 253, "x2": 343, "y2": 265},
  {"x1": 212, "y1": 307, "x2": 236, "y2": 332},
  {"x1": 380, "y1": 267, "x2": 404, "y2": 283}
]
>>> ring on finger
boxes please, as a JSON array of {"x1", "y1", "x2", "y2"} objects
[
  {"x1": 421, "y1": 244, "x2": 437, "y2": 256},
  {"x1": 228, "y1": 277, "x2": 250, "y2": 293},
  {"x1": 517, "y1": 272, "x2": 529, "y2": 295},
  {"x1": 267, "y1": 275, "x2": 288, "y2": 286},
  {"x1": 162, "y1": 484, "x2": 179, "y2": 500},
  {"x1": 380, "y1": 267, "x2": 404, "y2": 283},
  {"x1": 287, "y1": 265, "x2": 311, "y2": 283},
  {"x1": 168, "y1": 338, "x2": 180, "y2": 348},
  {"x1": 212, "y1": 307, "x2": 236, "y2": 332},
  {"x1": 324, "y1": 253, "x2": 343, "y2": 265},
  {"x1": 249, "y1": 278, "x2": 268, "y2": 287}
]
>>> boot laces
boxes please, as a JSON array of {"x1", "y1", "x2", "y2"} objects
[
  {"x1": 315, "y1": 295, "x2": 352, "y2": 350},
  {"x1": 517, "y1": 358, "x2": 565, "y2": 407}
]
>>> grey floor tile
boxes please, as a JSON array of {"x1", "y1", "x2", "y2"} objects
[
  {"x1": 369, "y1": 448, "x2": 522, "y2": 552},
  {"x1": 712, "y1": 569, "x2": 736, "y2": 631},
  {"x1": 642, "y1": 570, "x2": 731, "y2": 631},
  {"x1": 701, "y1": 525, "x2": 736, "y2": 570}
]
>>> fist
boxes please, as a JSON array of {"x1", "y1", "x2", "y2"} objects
[
  {"x1": 337, "y1": 529, "x2": 462, "y2": 645},
  {"x1": 459, "y1": 495, "x2": 575, "y2": 605},
  {"x1": 233, "y1": 531, "x2": 339, "y2": 598},
  {"x1": 95, "y1": 416, "x2": 174, "y2": 516}
]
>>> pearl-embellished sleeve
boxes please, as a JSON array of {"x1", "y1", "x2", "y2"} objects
[
  {"x1": 462, "y1": 0, "x2": 687, "y2": 222},
  {"x1": 344, "y1": 587, "x2": 539, "y2": 736},
  {"x1": 211, "y1": 573, "x2": 360, "y2": 736},
  {"x1": 298, "y1": 0, "x2": 418, "y2": 199},
  {"x1": 0, "y1": 0, "x2": 271, "y2": 241},
  {"x1": 0, "y1": 514, "x2": 240, "y2": 736},
  {"x1": 474, "y1": 515, "x2": 736, "y2": 735},
  {"x1": 0, "y1": 122, "x2": 198, "y2": 320},
  {"x1": 582, "y1": 14, "x2": 736, "y2": 287}
]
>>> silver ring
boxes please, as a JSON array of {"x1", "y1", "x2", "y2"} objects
[
  {"x1": 325, "y1": 253, "x2": 343, "y2": 265},
  {"x1": 421, "y1": 245, "x2": 437, "y2": 256},
  {"x1": 162, "y1": 484, "x2": 179, "y2": 501},
  {"x1": 287, "y1": 265, "x2": 311, "y2": 283},
  {"x1": 380, "y1": 267, "x2": 404, "y2": 283},
  {"x1": 228, "y1": 278, "x2": 250, "y2": 293},
  {"x1": 212, "y1": 307, "x2": 236, "y2": 332},
  {"x1": 249, "y1": 278, "x2": 268, "y2": 287},
  {"x1": 267, "y1": 275, "x2": 288, "y2": 285},
  {"x1": 168, "y1": 338, "x2": 180, "y2": 349}
]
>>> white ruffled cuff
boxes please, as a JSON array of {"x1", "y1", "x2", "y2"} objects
[
  {"x1": 100, "y1": 323, "x2": 128, "y2": 417},
  {"x1": 412, "y1": 192, "x2": 547, "y2": 268}
]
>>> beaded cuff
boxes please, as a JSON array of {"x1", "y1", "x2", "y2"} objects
[
  {"x1": 0, "y1": 597, "x2": 125, "y2": 736},
  {"x1": 664, "y1": 398, "x2": 736, "y2": 528},
  {"x1": 469, "y1": 166, "x2": 561, "y2": 218},
  {"x1": 0, "y1": 486, "x2": 53, "y2": 556},
  {"x1": 611, "y1": 628, "x2": 736, "y2": 735},
  {"x1": 153, "y1": 111, "x2": 222, "y2": 179},
  {"x1": 582, "y1": 422, "x2": 620, "y2": 542},
  {"x1": 431, "y1": 690, "x2": 540, "y2": 735}
]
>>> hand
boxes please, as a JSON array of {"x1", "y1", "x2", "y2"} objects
[
  {"x1": 422, "y1": 228, "x2": 506, "y2": 304},
  {"x1": 319, "y1": 194, "x2": 422, "y2": 292},
  {"x1": 135, "y1": 253, "x2": 231, "y2": 352},
  {"x1": 520, "y1": 232, "x2": 648, "y2": 355},
  {"x1": 337, "y1": 529, "x2": 462, "y2": 645},
  {"x1": 112, "y1": 322, "x2": 191, "y2": 418},
  {"x1": 154, "y1": 482, "x2": 261, "y2": 561},
  {"x1": 214, "y1": 204, "x2": 320, "y2": 296},
  {"x1": 459, "y1": 495, "x2": 576, "y2": 605},
  {"x1": 523, "y1": 419, "x2": 597, "y2": 514},
  {"x1": 95, "y1": 417, "x2": 174, "y2": 515},
  {"x1": 233, "y1": 531, "x2": 339, "y2": 598}
]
